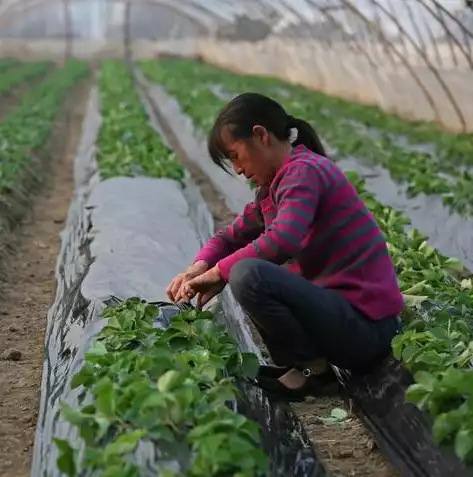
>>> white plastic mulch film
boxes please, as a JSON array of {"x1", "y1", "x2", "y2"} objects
[{"x1": 0, "y1": 0, "x2": 472, "y2": 131}]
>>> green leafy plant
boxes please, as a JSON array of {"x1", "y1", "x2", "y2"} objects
[
  {"x1": 141, "y1": 58, "x2": 473, "y2": 463},
  {"x1": 140, "y1": 59, "x2": 473, "y2": 216},
  {"x1": 0, "y1": 60, "x2": 88, "y2": 195},
  {"x1": 0, "y1": 59, "x2": 18, "y2": 73},
  {"x1": 0, "y1": 61, "x2": 49, "y2": 94},
  {"x1": 97, "y1": 61, "x2": 184, "y2": 181},
  {"x1": 55, "y1": 298, "x2": 267, "y2": 477}
]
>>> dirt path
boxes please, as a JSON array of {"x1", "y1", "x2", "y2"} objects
[
  {"x1": 293, "y1": 398, "x2": 399, "y2": 477},
  {"x1": 142, "y1": 85, "x2": 399, "y2": 477},
  {"x1": 0, "y1": 80, "x2": 90, "y2": 477}
]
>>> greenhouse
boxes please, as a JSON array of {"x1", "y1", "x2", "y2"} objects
[{"x1": 0, "y1": 1, "x2": 472, "y2": 476}]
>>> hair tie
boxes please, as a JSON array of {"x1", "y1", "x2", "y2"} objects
[
  {"x1": 289, "y1": 127, "x2": 299, "y2": 145},
  {"x1": 286, "y1": 115, "x2": 298, "y2": 144}
]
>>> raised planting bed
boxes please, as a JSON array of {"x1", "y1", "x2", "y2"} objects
[
  {"x1": 32, "y1": 61, "x2": 326, "y2": 477},
  {"x1": 139, "y1": 60, "x2": 473, "y2": 476},
  {"x1": 55, "y1": 297, "x2": 270, "y2": 477},
  {"x1": 97, "y1": 60, "x2": 183, "y2": 181},
  {"x1": 140, "y1": 58, "x2": 473, "y2": 217},
  {"x1": 0, "y1": 60, "x2": 88, "y2": 254}
]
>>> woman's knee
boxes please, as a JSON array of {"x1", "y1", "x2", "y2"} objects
[{"x1": 228, "y1": 258, "x2": 266, "y2": 304}]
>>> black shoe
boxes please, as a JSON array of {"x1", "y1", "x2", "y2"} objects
[
  {"x1": 256, "y1": 367, "x2": 339, "y2": 402},
  {"x1": 257, "y1": 365, "x2": 291, "y2": 379},
  {"x1": 242, "y1": 365, "x2": 290, "y2": 386}
]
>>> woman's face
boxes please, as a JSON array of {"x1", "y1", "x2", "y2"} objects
[{"x1": 220, "y1": 125, "x2": 275, "y2": 187}]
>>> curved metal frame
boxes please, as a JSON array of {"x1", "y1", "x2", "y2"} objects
[
  {"x1": 0, "y1": 0, "x2": 224, "y2": 30},
  {"x1": 0, "y1": 0, "x2": 471, "y2": 130}
]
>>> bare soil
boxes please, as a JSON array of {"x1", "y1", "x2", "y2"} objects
[
  {"x1": 293, "y1": 398, "x2": 399, "y2": 477},
  {"x1": 146, "y1": 84, "x2": 399, "y2": 477},
  {"x1": 0, "y1": 80, "x2": 90, "y2": 477}
]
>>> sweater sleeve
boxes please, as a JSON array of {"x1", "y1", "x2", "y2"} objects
[
  {"x1": 217, "y1": 162, "x2": 322, "y2": 281},
  {"x1": 194, "y1": 200, "x2": 265, "y2": 266}
]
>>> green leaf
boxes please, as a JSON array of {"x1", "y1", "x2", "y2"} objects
[
  {"x1": 416, "y1": 350, "x2": 445, "y2": 367},
  {"x1": 414, "y1": 371, "x2": 437, "y2": 392},
  {"x1": 157, "y1": 370, "x2": 182, "y2": 393},
  {"x1": 403, "y1": 294, "x2": 429, "y2": 307},
  {"x1": 141, "y1": 391, "x2": 168, "y2": 409},
  {"x1": 391, "y1": 335, "x2": 404, "y2": 360},
  {"x1": 148, "y1": 425, "x2": 175, "y2": 443},
  {"x1": 240, "y1": 353, "x2": 260, "y2": 379},
  {"x1": 330, "y1": 408, "x2": 348, "y2": 421},
  {"x1": 429, "y1": 327, "x2": 450, "y2": 340},
  {"x1": 455, "y1": 429, "x2": 473, "y2": 462},
  {"x1": 85, "y1": 340, "x2": 108, "y2": 358},
  {"x1": 71, "y1": 364, "x2": 95, "y2": 389},
  {"x1": 94, "y1": 377, "x2": 115, "y2": 416},
  {"x1": 158, "y1": 470, "x2": 181, "y2": 477},
  {"x1": 101, "y1": 463, "x2": 140, "y2": 477},
  {"x1": 433, "y1": 413, "x2": 461, "y2": 443},
  {"x1": 60, "y1": 402, "x2": 87, "y2": 426},
  {"x1": 104, "y1": 430, "x2": 147, "y2": 457},
  {"x1": 318, "y1": 407, "x2": 348, "y2": 425},
  {"x1": 444, "y1": 257, "x2": 464, "y2": 273},
  {"x1": 54, "y1": 439, "x2": 77, "y2": 477},
  {"x1": 205, "y1": 380, "x2": 237, "y2": 406},
  {"x1": 401, "y1": 345, "x2": 419, "y2": 363},
  {"x1": 94, "y1": 416, "x2": 112, "y2": 440},
  {"x1": 405, "y1": 383, "x2": 431, "y2": 408}
]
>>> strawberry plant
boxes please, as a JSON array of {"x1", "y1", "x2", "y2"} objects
[
  {"x1": 55, "y1": 298, "x2": 267, "y2": 477},
  {"x1": 0, "y1": 61, "x2": 49, "y2": 94},
  {"x1": 140, "y1": 59, "x2": 473, "y2": 217},
  {"x1": 97, "y1": 61, "x2": 184, "y2": 181},
  {"x1": 0, "y1": 60, "x2": 88, "y2": 195},
  {"x1": 140, "y1": 59, "x2": 473, "y2": 463}
]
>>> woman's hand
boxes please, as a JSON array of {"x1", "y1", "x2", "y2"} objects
[
  {"x1": 196, "y1": 282, "x2": 226, "y2": 309},
  {"x1": 166, "y1": 260, "x2": 209, "y2": 302},
  {"x1": 182, "y1": 266, "x2": 226, "y2": 307}
]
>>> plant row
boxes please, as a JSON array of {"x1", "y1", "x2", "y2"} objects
[
  {"x1": 0, "y1": 60, "x2": 88, "y2": 196},
  {"x1": 140, "y1": 59, "x2": 473, "y2": 217},
  {"x1": 0, "y1": 59, "x2": 18, "y2": 73},
  {"x1": 0, "y1": 61, "x2": 49, "y2": 95},
  {"x1": 54, "y1": 61, "x2": 267, "y2": 477},
  {"x1": 140, "y1": 59, "x2": 473, "y2": 464},
  {"x1": 97, "y1": 60, "x2": 184, "y2": 181},
  {"x1": 55, "y1": 301, "x2": 267, "y2": 477}
]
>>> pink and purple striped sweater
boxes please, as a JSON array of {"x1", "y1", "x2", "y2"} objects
[{"x1": 195, "y1": 145, "x2": 404, "y2": 320}]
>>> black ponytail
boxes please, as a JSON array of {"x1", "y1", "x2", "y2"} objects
[
  {"x1": 287, "y1": 115, "x2": 326, "y2": 156},
  {"x1": 208, "y1": 92, "x2": 326, "y2": 171}
]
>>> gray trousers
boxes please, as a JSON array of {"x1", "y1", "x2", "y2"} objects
[{"x1": 229, "y1": 258, "x2": 401, "y2": 371}]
